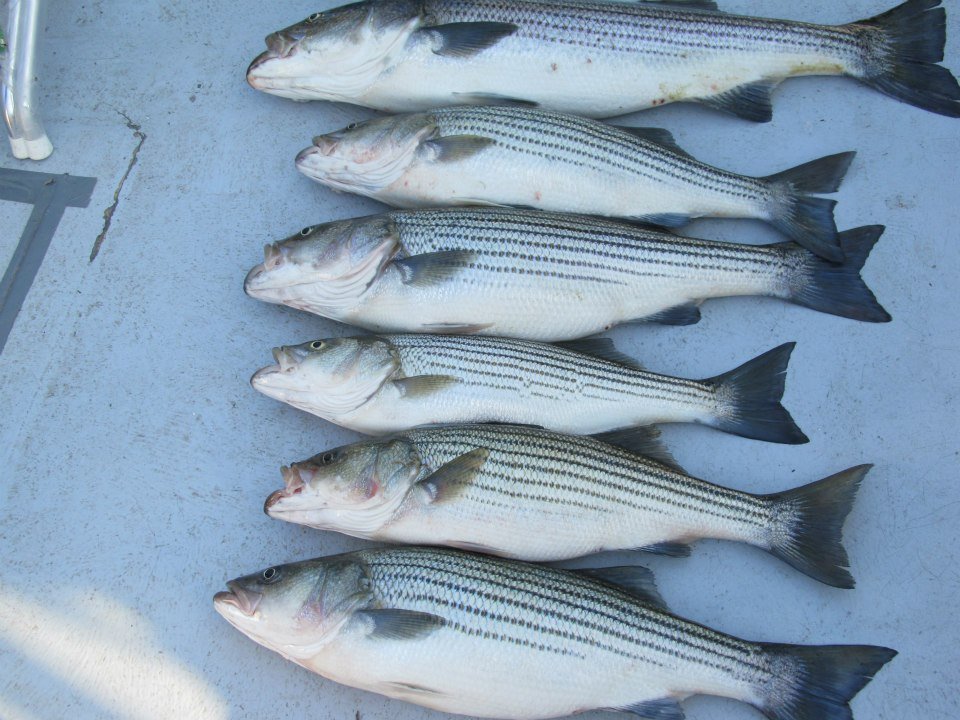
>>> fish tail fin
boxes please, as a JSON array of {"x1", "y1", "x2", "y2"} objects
[
  {"x1": 753, "y1": 642, "x2": 897, "y2": 720},
  {"x1": 765, "y1": 153, "x2": 855, "y2": 262},
  {"x1": 703, "y1": 343, "x2": 808, "y2": 445},
  {"x1": 850, "y1": 0, "x2": 960, "y2": 118},
  {"x1": 762, "y1": 465, "x2": 871, "y2": 588},
  {"x1": 783, "y1": 226, "x2": 892, "y2": 323}
]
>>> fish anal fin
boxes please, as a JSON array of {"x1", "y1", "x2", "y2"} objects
[
  {"x1": 452, "y1": 92, "x2": 538, "y2": 108},
  {"x1": 633, "y1": 213, "x2": 691, "y2": 229},
  {"x1": 699, "y1": 80, "x2": 779, "y2": 123},
  {"x1": 619, "y1": 698, "x2": 685, "y2": 720},
  {"x1": 421, "y1": 322, "x2": 493, "y2": 335},
  {"x1": 644, "y1": 302, "x2": 702, "y2": 326},
  {"x1": 638, "y1": 541, "x2": 692, "y2": 558}
]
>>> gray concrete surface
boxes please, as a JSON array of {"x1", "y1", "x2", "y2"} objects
[{"x1": 0, "y1": 1, "x2": 958, "y2": 718}]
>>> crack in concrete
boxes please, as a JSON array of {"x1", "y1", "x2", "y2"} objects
[{"x1": 89, "y1": 111, "x2": 146, "y2": 263}]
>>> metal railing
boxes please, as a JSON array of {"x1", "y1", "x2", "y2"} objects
[{"x1": 2, "y1": 0, "x2": 53, "y2": 160}]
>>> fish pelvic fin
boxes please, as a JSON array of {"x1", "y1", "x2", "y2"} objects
[
  {"x1": 762, "y1": 465, "x2": 871, "y2": 588},
  {"x1": 703, "y1": 343, "x2": 808, "y2": 445},
  {"x1": 753, "y1": 642, "x2": 896, "y2": 720},
  {"x1": 782, "y1": 226, "x2": 891, "y2": 323},
  {"x1": 765, "y1": 152, "x2": 855, "y2": 262},
  {"x1": 850, "y1": 0, "x2": 960, "y2": 118}
]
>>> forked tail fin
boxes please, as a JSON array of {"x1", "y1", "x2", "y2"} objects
[{"x1": 850, "y1": 0, "x2": 960, "y2": 118}]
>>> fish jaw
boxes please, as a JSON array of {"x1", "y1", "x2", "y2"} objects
[
  {"x1": 214, "y1": 582, "x2": 263, "y2": 623},
  {"x1": 246, "y1": 10, "x2": 422, "y2": 102}
]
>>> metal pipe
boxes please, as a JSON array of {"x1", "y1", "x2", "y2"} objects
[{"x1": 2, "y1": 0, "x2": 53, "y2": 160}]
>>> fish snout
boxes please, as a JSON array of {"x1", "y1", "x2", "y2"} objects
[
  {"x1": 264, "y1": 489, "x2": 285, "y2": 514},
  {"x1": 246, "y1": 51, "x2": 274, "y2": 88},
  {"x1": 244, "y1": 264, "x2": 266, "y2": 296},
  {"x1": 215, "y1": 582, "x2": 263, "y2": 617}
]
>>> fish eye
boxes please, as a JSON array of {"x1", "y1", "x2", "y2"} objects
[
  {"x1": 345, "y1": 122, "x2": 360, "y2": 131},
  {"x1": 262, "y1": 567, "x2": 279, "y2": 583},
  {"x1": 321, "y1": 451, "x2": 336, "y2": 464},
  {"x1": 300, "y1": 226, "x2": 313, "y2": 236},
  {"x1": 307, "y1": 12, "x2": 322, "y2": 22},
  {"x1": 310, "y1": 340, "x2": 324, "y2": 350}
]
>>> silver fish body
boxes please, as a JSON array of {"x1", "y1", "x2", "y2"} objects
[
  {"x1": 214, "y1": 547, "x2": 896, "y2": 720},
  {"x1": 265, "y1": 423, "x2": 871, "y2": 587},
  {"x1": 295, "y1": 106, "x2": 854, "y2": 259},
  {"x1": 248, "y1": 0, "x2": 960, "y2": 120},
  {"x1": 250, "y1": 334, "x2": 808, "y2": 444},
  {"x1": 244, "y1": 208, "x2": 890, "y2": 340}
]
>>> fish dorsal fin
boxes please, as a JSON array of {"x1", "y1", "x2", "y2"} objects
[
  {"x1": 451, "y1": 92, "x2": 538, "y2": 108},
  {"x1": 425, "y1": 135, "x2": 497, "y2": 162},
  {"x1": 619, "y1": 698, "x2": 685, "y2": 720},
  {"x1": 633, "y1": 0, "x2": 720, "y2": 12},
  {"x1": 394, "y1": 250, "x2": 477, "y2": 287},
  {"x1": 644, "y1": 302, "x2": 702, "y2": 326},
  {"x1": 614, "y1": 126, "x2": 695, "y2": 160},
  {"x1": 392, "y1": 375, "x2": 459, "y2": 399},
  {"x1": 358, "y1": 609, "x2": 446, "y2": 640},
  {"x1": 416, "y1": 448, "x2": 490, "y2": 504},
  {"x1": 699, "y1": 80, "x2": 779, "y2": 123},
  {"x1": 420, "y1": 21, "x2": 519, "y2": 58},
  {"x1": 554, "y1": 338, "x2": 645, "y2": 369},
  {"x1": 574, "y1": 566, "x2": 668, "y2": 611},
  {"x1": 592, "y1": 426, "x2": 685, "y2": 474}
]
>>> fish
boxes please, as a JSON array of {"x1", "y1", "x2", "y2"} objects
[
  {"x1": 250, "y1": 334, "x2": 808, "y2": 444},
  {"x1": 264, "y1": 423, "x2": 871, "y2": 588},
  {"x1": 243, "y1": 208, "x2": 891, "y2": 340},
  {"x1": 247, "y1": 0, "x2": 960, "y2": 121},
  {"x1": 295, "y1": 105, "x2": 855, "y2": 260},
  {"x1": 214, "y1": 546, "x2": 897, "y2": 720}
]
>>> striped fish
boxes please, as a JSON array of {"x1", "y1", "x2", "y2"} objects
[
  {"x1": 244, "y1": 208, "x2": 890, "y2": 341},
  {"x1": 250, "y1": 334, "x2": 808, "y2": 443},
  {"x1": 295, "y1": 105, "x2": 855, "y2": 260},
  {"x1": 247, "y1": 0, "x2": 960, "y2": 120},
  {"x1": 264, "y1": 423, "x2": 870, "y2": 588},
  {"x1": 214, "y1": 547, "x2": 896, "y2": 720}
]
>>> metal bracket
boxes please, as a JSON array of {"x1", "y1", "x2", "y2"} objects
[{"x1": 0, "y1": 168, "x2": 96, "y2": 353}]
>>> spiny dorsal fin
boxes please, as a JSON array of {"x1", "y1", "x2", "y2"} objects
[
  {"x1": 574, "y1": 566, "x2": 668, "y2": 611},
  {"x1": 421, "y1": 21, "x2": 519, "y2": 58},
  {"x1": 394, "y1": 250, "x2": 476, "y2": 287},
  {"x1": 554, "y1": 338, "x2": 645, "y2": 369},
  {"x1": 699, "y1": 80, "x2": 779, "y2": 123},
  {"x1": 592, "y1": 426, "x2": 685, "y2": 474},
  {"x1": 614, "y1": 126, "x2": 695, "y2": 160},
  {"x1": 393, "y1": 375, "x2": 459, "y2": 399},
  {"x1": 359, "y1": 609, "x2": 446, "y2": 640},
  {"x1": 417, "y1": 448, "x2": 490, "y2": 504}
]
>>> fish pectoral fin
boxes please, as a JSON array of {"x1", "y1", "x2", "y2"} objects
[
  {"x1": 574, "y1": 566, "x2": 669, "y2": 612},
  {"x1": 637, "y1": 542, "x2": 692, "y2": 558},
  {"x1": 643, "y1": 302, "x2": 702, "y2": 326},
  {"x1": 421, "y1": 322, "x2": 494, "y2": 335},
  {"x1": 359, "y1": 609, "x2": 447, "y2": 640},
  {"x1": 613, "y1": 126, "x2": 695, "y2": 160},
  {"x1": 698, "y1": 80, "x2": 779, "y2": 123},
  {"x1": 392, "y1": 375, "x2": 460, "y2": 399},
  {"x1": 394, "y1": 250, "x2": 477, "y2": 287},
  {"x1": 591, "y1": 427, "x2": 686, "y2": 474},
  {"x1": 632, "y1": 213, "x2": 691, "y2": 229},
  {"x1": 417, "y1": 447, "x2": 490, "y2": 504},
  {"x1": 452, "y1": 92, "x2": 538, "y2": 108},
  {"x1": 618, "y1": 697, "x2": 685, "y2": 720},
  {"x1": 421, "y1": 21, "x2": 519, "y2": 58},
  {"x1": 555, "y1": 338, "x2": 645, "y2": 370},
  {"x1": 425, "y1": 134, "x2": 497, "y2": 162}
]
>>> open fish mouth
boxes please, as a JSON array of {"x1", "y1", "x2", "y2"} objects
[
  {"x1": 264, "y1": 465, "x2": 311, "y2": 514},
  {"x1": 214, "y1": 583, "x2": 263, "y2": 617}
]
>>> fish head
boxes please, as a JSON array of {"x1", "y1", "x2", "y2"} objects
[
  {"x1": 214, "y1": 556, "x2": 371, "y2": 660},
  {"x1": 247, "y1": 1, "x2": 422, "y2": 101},
  {"x1": 296, "y1": 113, "x2": 436, "y2": 195},
  {"x1": 250, "y1": 336, "x2": 400, "y2": 419},
  {"x1": 264, "y1": 438, "x2": 423, "y2": 532},
  {"x1": 244, "y1": 216, "x2": 400, "y2": 312}
]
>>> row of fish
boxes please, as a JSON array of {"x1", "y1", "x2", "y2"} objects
[{"x1": 211, "y1": 0, "x2": 941, "y2": 717}]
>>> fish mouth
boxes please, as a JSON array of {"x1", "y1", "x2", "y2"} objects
[
  {"x1": 264, "y1": 465, "x2": 314, "y2": 515},
  {"x1": 246, "y1": 51, "x2": 276, "y2": 88},
  {"x1": 250, "y1": 348, "x2": 300, "y2": 388},
  {"x1": 214, "y1": 582, "x2": 263, "y2": 617},
  {"x1": 244, "y1": 264, "x2": 267, "y2": 296}
]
